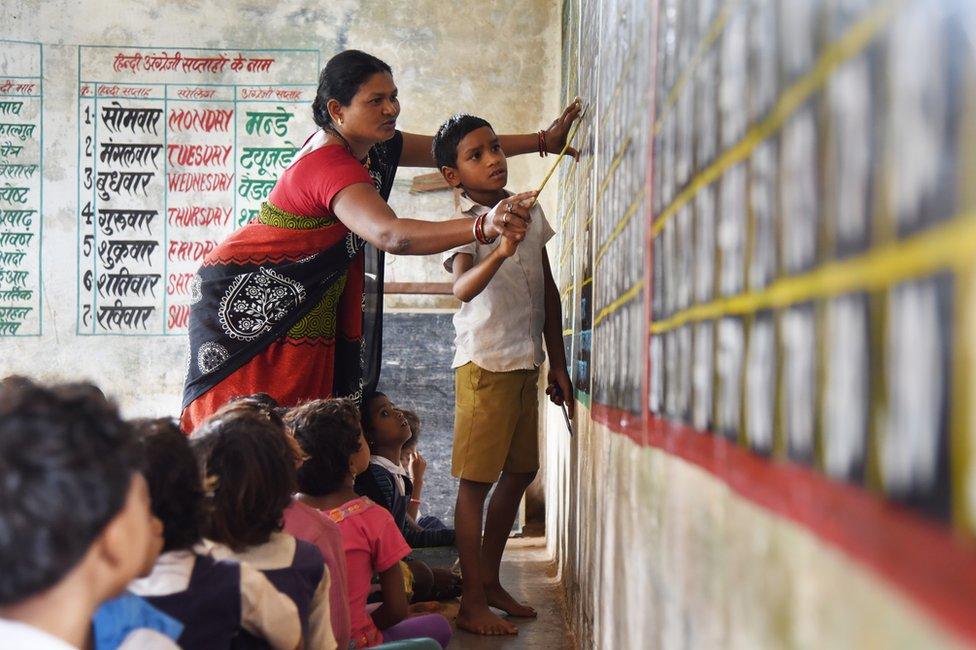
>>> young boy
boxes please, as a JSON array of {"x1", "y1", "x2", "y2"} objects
[
  {"x1": 0, "y1": 377, "x2": 160, "y2": 649},
  {"x1": 357, "y1": 394, "x2": 456, "y2": 549},
  {"x1": 398, "y1": 409, "x2": 451, "y2": 535},
  {"x1": 433, "y1": 114, "x2": 574, "y2": 636}
]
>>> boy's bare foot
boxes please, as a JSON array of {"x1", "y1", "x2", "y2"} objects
[
  {"x1": 484, "y1": 583, "x2": 537, "y2": 618},
  {"x1": 457, "y1": 601, "x2": 518, "y2": 635}
]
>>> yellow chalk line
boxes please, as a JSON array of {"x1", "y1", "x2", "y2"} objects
[
  {"x1": 652, "y1": 0, "x2": 738, "y2": 135},
  {"x1": 559, "y1": 193, "x2": 578, "y2": 232},
  {"x1": 593, "y1": 280, "x2": 645, "y2": 327},
  {"x1": 651, "y1": 0, "x2": 900, "y2": 240},
  {"x1": 559, "y1": 236, "x2": 574, "y2": 266},
  {"x1": 594, "y1": 135, "x2": 633, "y2": 209},
  {"x1": 650, "y1": 211, "x2": 976, "y2": 335},
  {"x1": 594, "y1": 187, "x2": 647, "y2": 269}
]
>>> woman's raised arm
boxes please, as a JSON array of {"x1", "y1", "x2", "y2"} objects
[{"x1": 397, "y1": 98, "x2": 582, "y2": 167}]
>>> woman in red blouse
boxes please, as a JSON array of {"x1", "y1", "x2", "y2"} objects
[{"x1": 181, "y1": 50, "x2": 580, "y2": 431}]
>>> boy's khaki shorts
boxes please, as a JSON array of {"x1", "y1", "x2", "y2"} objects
[{"x1": 452, "y1": 362, "x2": 540, "y2": 484}]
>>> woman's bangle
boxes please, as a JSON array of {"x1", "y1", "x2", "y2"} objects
[
  {"x1": 474, "y1": 214, "x2": 486, "y2": 244},
  {"x1": 472, "y1": 215, "x2": 481, "y2": 243},
  {"x1": 409, "y1": 498, "x2": 422, "y2": 505},
  {"x1": 474, "y1": 214, "x2": 496, "y2": 245},
  {"x1": 537, "y1": 129, "x2": 549, "y2": 157},
  {"x1": 481, "y1": 215, "x2": 497, "y2": 244}
]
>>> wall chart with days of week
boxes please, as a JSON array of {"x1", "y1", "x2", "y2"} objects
[
  {"x1": 0, "y1": 40, "x2": 42, "y2": 337},
  {"x1": 76, "y1": 45, "x2": 319, "y2": 336}
]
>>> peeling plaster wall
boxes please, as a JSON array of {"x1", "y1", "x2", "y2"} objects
[{"x1": 0, "y1": 0, "x2": 561, "y2": 415}]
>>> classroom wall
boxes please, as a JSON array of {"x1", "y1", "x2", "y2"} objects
[
  {"x1": 0, "y1": 0, "x2": 561, "y2": 416},
  {"x1": 543, "y1": 0, "x2": 976, "y2": 647}
]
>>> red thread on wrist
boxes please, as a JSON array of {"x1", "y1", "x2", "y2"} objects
[{"x1": 538, "y1": 130, "x2": 549, "y2": 157}]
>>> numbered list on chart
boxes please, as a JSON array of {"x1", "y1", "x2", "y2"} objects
[
  {"x1": 77, "y1": 46, "x2": 319, "y2": 335},
  {"x1": 0, "y1": 41, "x2": 42, "y2": 337}
]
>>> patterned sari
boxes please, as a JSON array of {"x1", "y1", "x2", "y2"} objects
[{"x1": 180, "y1": 133, "x2": 402, "y2": 431}]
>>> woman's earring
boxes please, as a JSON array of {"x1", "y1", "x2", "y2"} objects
[{"x1": 338, "y1": 118, "x2": 343, "y2": 125}]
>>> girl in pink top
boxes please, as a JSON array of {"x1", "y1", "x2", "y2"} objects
[
  {"x1": 284, "y1": 500, "x2": 352, "y2": 650},
  {"x1": 285, "y1": 399, "x2": 452, "y2": 649}
]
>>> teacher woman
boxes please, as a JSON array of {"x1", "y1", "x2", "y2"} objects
[{"x1": 180, "y1": 50, "x2": 579, "y2": 431}]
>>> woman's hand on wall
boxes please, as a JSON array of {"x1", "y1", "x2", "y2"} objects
[{"x1": 543, "y1": 98, "x2": 583, "y2": 159}]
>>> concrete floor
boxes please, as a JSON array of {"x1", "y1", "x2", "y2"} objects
[{"x1": 442, "y1": 537, "x2": 577, "y2": 650}]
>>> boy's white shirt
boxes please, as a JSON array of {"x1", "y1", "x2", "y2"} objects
[
  {"x1": 0, "y1": 619, "x2": 77, "y2": 649},
  {"x1": 117, "y1": 628, "x2": 181, "y2": 649},
  {"x1": 443, "y1": 191, "x2": 555, "y2": 372}
]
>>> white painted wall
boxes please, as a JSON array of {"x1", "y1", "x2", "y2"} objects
[{"x1": 0, "y1": 0, "x2": 562, "y2": 416}]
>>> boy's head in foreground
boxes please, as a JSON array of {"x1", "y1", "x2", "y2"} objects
[
  {"x1": 0, "y1": 377, "x2": 157, "y2": 622},
  {"x1": 132, "y1": 418, "x2": 206, "y2": 554},
  {"x1": 432, "y1": 114, "x2": 507, "y2": 196}
]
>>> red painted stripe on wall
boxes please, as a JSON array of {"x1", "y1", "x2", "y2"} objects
[{"x1": 588, "y1": 402, "x2": 976, "y2": 644}]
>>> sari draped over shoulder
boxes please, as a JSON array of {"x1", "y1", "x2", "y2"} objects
[{"x1": 180, "y1": 132, "x2": 402, "y2": 432}]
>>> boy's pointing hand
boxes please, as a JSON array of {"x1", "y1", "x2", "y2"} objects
[{"x1": 484, "y1": 190, "x2": 536, "y2": 242}]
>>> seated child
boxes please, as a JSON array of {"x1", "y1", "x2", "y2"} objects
[
  {"x1": 285, "y1": 399, "x2": 452, "y2": 649},
  {"x1": 356, "y1": 395, "x2": 460, "y2": 603},
  {"x1": 0, "y1": 377, "x2": 160, "y2": 649},
  {"x1": 223, "y1": 393, "x2": 355, "y2": 650},
  {"x1": 191, "y1": 404, "x2": 335, "y2": 649},
  {"x1": 434, "y1": 114, "x2": 574, "y2": 635},
  {"x1": 398, "y1": 409, "x2": 450, "y2": 534},
  {"x1": 92, "y1": 445, "x2": 178, "y2": 650},
  {"x1": 128, "y1": 418, "x2": 302, "y2": 650},
  {"x1": 282, "y1": 498, "x2": 351, "y2": 650},
  {"x1": 225, "y1": 395, "x2": 352, "y2": 650},
  {"x1": 356, "y1": 393, "x2": 455, "y2": 550}
]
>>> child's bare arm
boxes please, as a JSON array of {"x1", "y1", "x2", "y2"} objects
[
  {"x1": 542, "y1": 251, "x2": 575, "y2": 417},
  {"x1": 448, "y1": 237, "x2": 518, "y2": 302},
  {"x1": 406, "y1": 514, "x2": 424, "y2": 531},
  {"x1": 371, "y1": 562, "x2": 409, "y2": 629},
  {"x1": 406, "y1": 451, "x2": 425, "y2": 521}
]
